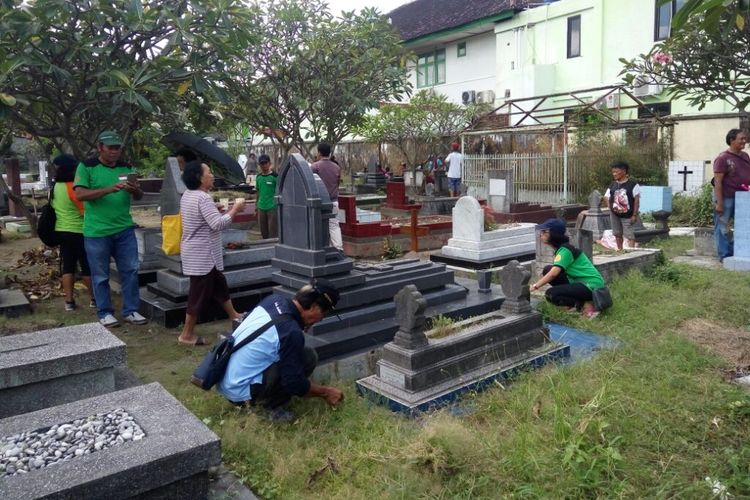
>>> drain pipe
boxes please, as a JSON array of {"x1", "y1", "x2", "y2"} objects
[{"x1": 563, "y1": 124, "x2": 569, "y2": 203}]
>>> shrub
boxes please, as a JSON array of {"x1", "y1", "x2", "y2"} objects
[
  {"x1": 382, "y1": 236, "x2": 402, "y2": 260},
  {"x1": 671, "y1": 182, "x2": 714, "y2": 226},
  {"x1": 429, "y1": 315, "x2": 457, "y2": 339}
]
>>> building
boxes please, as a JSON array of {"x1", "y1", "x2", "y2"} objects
[{"x1": 389, "y1": 0, "x2": 742, "y2": 169}]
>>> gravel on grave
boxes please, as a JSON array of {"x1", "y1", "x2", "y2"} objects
[{"x1": 0, "y1": 408, "x2": 145, "y2": 478}]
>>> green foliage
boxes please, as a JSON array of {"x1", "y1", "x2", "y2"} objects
[
  {"x1": 354, "y1": 90, "x2": 489, "y2": 168},
  {"x1": 428, "y1": 314, "x2": 457, "y2": 339},
  {"x1": 0, "y1": 0, "x2": 256, "y2": 158},
  {"x1": 230, "y1": 0, "x2": 411, "y2": 157},
  {"x1": 643, "y1": 259, "x2": 684, "y2": 285},
  {"x1": 381, "y1": 236, "x2": 402, "y2": 260},
  {"x1": 671, "y1": 182, "x2": 715, "y2": 226},
  {"x1": 571, "y1": 124, "x2": 670, "y2": 202},
  {"x1": 129, "y1": 125, "x2": 170, "y2": 177},
  {"x1": 621, "y1": 2, "x2": 750, "y2": 111}
]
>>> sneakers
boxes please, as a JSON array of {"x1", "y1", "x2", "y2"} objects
[
  {"x1": 89, "y1": 298, "x2": 97, "y2": 308},
  {"x1": 65, "y1": 301, "x2": 77, "y2": 312},
  {"x1": 99, "y1": 314, "x2": 120, "y2": 328},
  {"x1": 123, "y1": 312, "x2": 148, "y2": 325}
]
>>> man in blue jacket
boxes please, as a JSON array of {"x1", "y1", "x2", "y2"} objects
[{"x1": 218, "y1": 279, "x2": 344, "y2": 421}]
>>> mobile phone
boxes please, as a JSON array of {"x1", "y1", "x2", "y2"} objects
[{"x1": 127, "y1": 173, "x2": 138, "y2": 184}]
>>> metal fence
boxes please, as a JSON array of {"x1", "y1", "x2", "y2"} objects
[{"x1": 464, "y1": 153, "x2": 590, "y2": 204}]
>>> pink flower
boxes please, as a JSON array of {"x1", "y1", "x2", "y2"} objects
[{"x1": 653, "y1": 51, "x2": 673, "y2": 65}]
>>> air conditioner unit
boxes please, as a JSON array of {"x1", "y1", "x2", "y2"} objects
[
  {"x1": 461, "y1": 90, "x2": 476, "y2": 105},
  {"x1": 476, "y1": 90, "x2": 496, "y2": 104}
]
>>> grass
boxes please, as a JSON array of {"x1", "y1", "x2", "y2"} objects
[{"x1": 2, "y1": 235, "x2": 750, "y2": 498}]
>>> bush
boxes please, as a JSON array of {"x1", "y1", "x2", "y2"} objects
[{"x1": 671, "y1": 182, "x2": 714, "y2": 226}]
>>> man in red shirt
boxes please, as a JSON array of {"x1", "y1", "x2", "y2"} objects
[
  {"x1": 713, "y1": 129, "x2": 750, "y2": 261},
  {"x1": 311, "y1": 142, "x2": 343, "y2": 251}
]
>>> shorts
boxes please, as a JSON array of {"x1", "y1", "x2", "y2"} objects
[
  {"x1": 448, "y1": 177, "x2": 461, "y2": 192},
  {"x1": 186, "y1": 267, "x2": 230, "y2": 316},
  {"x1": 58, "y1": 231, "x2": 90, "y2": 276},
  {"x1": 610, "y1": 213, "x2": 637, "y2": 240}
]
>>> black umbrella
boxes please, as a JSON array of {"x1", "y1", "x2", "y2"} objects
[{"x1": 162, "y1": 131, "x2": 245, "y2": 185}]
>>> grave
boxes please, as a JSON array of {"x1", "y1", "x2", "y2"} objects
[
  {"x1": 0, "y1": 323, "x2": 126, "y2": 418},
  {"x1": 270, "y1": 154, "x2": 506, "y2": 362},
  {"x1": 364, "y1": 155, "x2": 387, "y2": 189},
  {"x1": 338, "y1": 194, "x2": 453, "y2": 258},
  {"x1": 356, "y1": 263, "x2": 570, "y2": 413},
  {"x1": 640, "y1": 186, "x2": 673, "y2": 214},
  {"x1": 668, "y1": 160, "x2": 707, "y2": 195},
  {"x1": 689, "y1": 227, "x2": 718, "y2": 258},
  {"x1": 382, "y1": 179, "x2": 458, "y2": 217},
  {"x1": 578, "y1": 190, "x2": 610, "y2": 241},
  {"x1": 140, "y1": 231, "x2": 276, "y2": 327},
  {"x1": 0, "y1": 288, "x2": 31, "y2": 318},
  {"x1": 159, "y1": 157, "x2": 186, "y2": 216},
  {"x1": 490, "y1": 201, "x2": 586, "y2": 225},
  {"x1": 723, "y1": 191, "x2": 750, "y2": 271},
  {"x1": 431, "y1": 196, "x2": 536, "y2": 270},
  {"x1": 0, "y1": 383, "x2": 221, "y2": 499},
  {"x1": 109, "y1": 227, "x2": 164, "y2": 291}
]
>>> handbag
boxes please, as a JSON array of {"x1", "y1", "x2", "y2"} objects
[
  {"x1": 191, "y1": 314, "x2": 291, "y2": 390},
  {"x1": 592, "y1": 286, "x2": 613, "y2": 311},
  {"x1": 37, "y1": 183, "x2": 59, "y2": 247},
  {"x1": 161, "y1": 213, "x2": 182, "y2": 255}
]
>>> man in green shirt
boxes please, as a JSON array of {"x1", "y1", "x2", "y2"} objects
[
  {"x1": 74, "y1": 130, "x2": 147, "y2": 328},
  {"x1": 255, "y1": 154, "x2": 278, "y2": 239}
]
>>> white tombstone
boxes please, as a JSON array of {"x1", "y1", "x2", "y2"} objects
[
  {"x1": 441, "y1": 196, "x2": 536, "y2": 262},
  {"x1": 38, "y1": 161, "x2": 49, "y2": 187},
  {"x1": 669, "y1": 160, "x2": 706, "y2": 195}
]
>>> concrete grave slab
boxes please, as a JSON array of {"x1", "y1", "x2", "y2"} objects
[
  {"x1": 0, "y1": 323, "x2": 126, "y2": 418},
  {"x1": 0, "y1": 383, "x2": 221, "y2": 499},
  {"x1": 0, "y1": 289, "x2": 31, "y2": 318}
]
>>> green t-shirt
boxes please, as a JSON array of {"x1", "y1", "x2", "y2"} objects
[
  {"x1": 51, "y1": 182, "x2": 83, "y2": 233},
  {"x1": 553, "y1": 246, "x2": 605, "y2": 290},
  {"x1": 256, "y1": 172, "x2": 278, "y2": 211},
  {"x1": 74, "y1": 158, "x2": 135, "y2": 237}
]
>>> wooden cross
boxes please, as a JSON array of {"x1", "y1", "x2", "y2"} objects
[
  {"x1": 677, "y1": 165, "x2": 693, "y2": 191},
  {"x1": 399, "y1": 207, "x2": 428, "y2": 253}
]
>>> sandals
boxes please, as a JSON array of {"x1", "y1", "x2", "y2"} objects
[{"x1": 177, "y1": 336, "x2": 208, "y2": 346}]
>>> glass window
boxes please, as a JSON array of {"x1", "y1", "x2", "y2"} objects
[
  {"x1": 457, "y1": 42, "x2": 467, "y2": 58},
  {"x1": 655, "y1": 0, "x2": 686, "y2": 41},
  {"x1": 416, "y1": 49, "x2": 446, "y2": 88},
  {"x1": 567, "y1": 16, "x2": 581, "y2": 58}
]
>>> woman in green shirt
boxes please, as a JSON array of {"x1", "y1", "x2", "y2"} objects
[
  {"x1": 51, "y1": 154, "x2": 94, "y2": 311},
  {"x1": 529, "y1": 218, "x2": 606, "y2": 318}
]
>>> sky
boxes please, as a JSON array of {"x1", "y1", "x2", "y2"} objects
[{"x1": 325, "y1": 0, "x2": 412, "y2": 16}]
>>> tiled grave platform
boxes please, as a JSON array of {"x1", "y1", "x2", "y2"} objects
[
  {"x1": 0, "y1": 383, "x2": 221, "y2": 499},
  {"x1": 0, "y1": 323, "x2": 126, "y2": 418}
]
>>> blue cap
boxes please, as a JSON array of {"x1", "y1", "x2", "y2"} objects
[{"x1": 535, "y1": 218, "x2": 566, "y2": 236}]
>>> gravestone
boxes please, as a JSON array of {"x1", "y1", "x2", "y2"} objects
[
  {"x1": 579, "y1": 190, "x2": 610, "y2": 241},
  {"x1": 639, "y1": 186, "x2": 673, "y2": 213},
  {"x1": 723, "y1": 191, "x2": 750, "y2": 271},
  {"x1": 0, "y1": 323, "x2": 126, "y2": 418},
  {"x1": 487, "y1": 169, "x2": 514, "y2": 213},
  {"x1": 439, "y1": 196, "x2": 536, "y2": 264},
  {"x1": 356, "y1": 277, "x2": 569, "y2": 414},
  {"x1": 0, "y1": 383, "x2": 221, "y2": 499},
  {"x1": 499, "y1": 260, "x2": 531, "y2": 314},
  {"x1": 271, "y1": 155, "x2": 504, "y2": 362},
  {"x1": 668, "y1": 160, "x2": 705, "y2": 195},
  {"x1": 159, "y1": 157, "x2": 186, "y2": 216}
]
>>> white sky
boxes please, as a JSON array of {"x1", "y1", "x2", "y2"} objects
[{"x1": 325, "y1": 0, "x2": 412, "y2": 16}]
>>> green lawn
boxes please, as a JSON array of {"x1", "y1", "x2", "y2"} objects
[{"x1": 3, "y1": 235, "x2": 749, "y2": 499}]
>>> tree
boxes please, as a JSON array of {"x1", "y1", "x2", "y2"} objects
[
  {"x1": 0, "y1": 0, "x2": 256, "y2": 159},
  {"x1": 229, "y1": 0, "x2": 411, "y2": 158},
  {"x1": 621, "y1": 1, "x2": 750, "y2": 111},
  {"x1": 354, "y1": 90, "x2": 488, "y2": 169}
]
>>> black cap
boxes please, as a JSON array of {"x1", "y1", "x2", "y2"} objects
[
  {"x1": 535, "y1": 218, "x2": 566, "y2": 236},
  {"x1": 258, "y1": 154, "x2": 271, "y2": 164},
  {"x1": 311, "y1": 278, "x2": 339, "y2": 311}
]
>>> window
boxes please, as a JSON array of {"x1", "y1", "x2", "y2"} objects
[
  {"x1": 457, "y1": 42, "x2": 467, "y2": 58},
  {"x1": 567, "y1": 16, "x2": 581, "y2": 58},
  {"x1": 416, "y1": 49, "x2": 446, "y2": 88},
  {"x1": 655, "y1": 0, "x2": 686, "y2": 40},
  {"x1": 637, "y1": 102, "x2": 671, "y2": 119}
]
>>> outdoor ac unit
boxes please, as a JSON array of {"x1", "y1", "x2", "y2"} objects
[
  {"x1": 476, "y1": 90, "x2": 496, "y2": 104},
  {"x1": 633, "y1": 74, "x2": 663, "y2": 97},
  {"x1": 461, "y1": 90, "x2": 476, "y2": 105}
]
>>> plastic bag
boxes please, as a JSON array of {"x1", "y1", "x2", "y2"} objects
[
  {"x1": 161, "y1": 214, "x2": 182, "y2": 255},
  {"x1": 597, "y1": 229, "x2": 618, "y2": 250}
]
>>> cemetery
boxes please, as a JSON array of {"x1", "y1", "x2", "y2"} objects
[{"x1": 2, "y1": 0, "x2": 750, "y2": 497}]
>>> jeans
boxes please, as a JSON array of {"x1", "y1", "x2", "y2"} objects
[
  {"x1": 84, "y1": 227, "x2": 140, "y2": 318},
  {"x1": 713, "y1": 195, "x2": 735, "y2": 260}
]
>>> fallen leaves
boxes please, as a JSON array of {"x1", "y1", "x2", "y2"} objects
[
  {"x1": 306, "y1": 456, "x2": 339, "y2": 488},
  {"x1": 5, "y1": 246, "x2": 63, "y2": 301}
]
